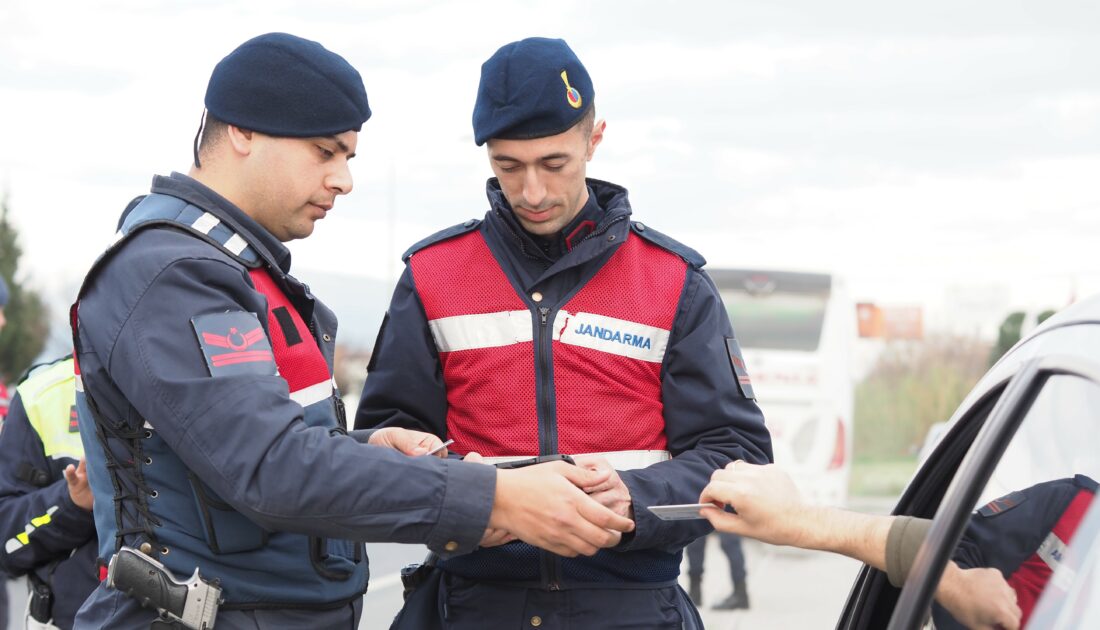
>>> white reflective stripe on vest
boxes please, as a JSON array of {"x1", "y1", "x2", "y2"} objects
[
  {"x1": 428, "y1": 310, "x2": 533, "y2": 352},
  {"x1": 290, "y1": 381, "x2": 332, "y2": 407},
  {"x1": 1037, "y1": 530, "x2": 1067, "y2": 572},
  {"x1": 191, "y1": 212, "x2": 220, "y2": 235},
  {"x1": 224, "y1": 233, "x2": 249, "y2": 256},
  {"x1": 1038, "y1": 530, "x2": 1076, "y2": 589},
  {"x1": 481, "y1": 450, "x2": 671, "y2": 471},
  {"x1": 552, "y1": 311, "x2": 671, "y2": 363}
]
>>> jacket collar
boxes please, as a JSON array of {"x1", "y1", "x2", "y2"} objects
[
  {"x1": 152, "y1": 173, "x2": 293, "y2": 273},
  {"x1": 484, "y1": 178, "x2": 633, "y2": 283}
]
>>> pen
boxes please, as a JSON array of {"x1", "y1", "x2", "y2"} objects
[{"x1": 427, "y1": 439, "x2": 455, "y2": 456}]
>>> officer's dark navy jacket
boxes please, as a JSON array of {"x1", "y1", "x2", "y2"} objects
[
  {"x1": 934, "y1": 475, "x2": 1098, "y2": 629},
  {"x1": 71, "y1": 173, "x2": 496, "y2": 627},
  {"x1": 0, "y1": 359, "x2": 97, "y2": 630},
  {"x1": 358, "y1": 178, "x2": 772, "y2": 627}
]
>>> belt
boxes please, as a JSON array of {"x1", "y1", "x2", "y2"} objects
[{"x1": 480, "y1": 450, "x2": 671, "y2": 471}]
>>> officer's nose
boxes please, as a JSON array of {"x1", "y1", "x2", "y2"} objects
[
  {"x1": 522, "y1": 168, "x2": 546, "y2": 208},
  {"x1": 327, "y1": 161, "x2": 353, "y2": 196}
]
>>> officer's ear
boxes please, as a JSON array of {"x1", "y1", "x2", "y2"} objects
[
  {"x1": 225, "y1": 124, "x2": 255, "y2": 156},
  {"x1": 586, "y1": 119, "x2": 606, "y2": 161}
]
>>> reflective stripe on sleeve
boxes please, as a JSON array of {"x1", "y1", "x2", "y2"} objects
[{"x1": 4, "y1": 506, "x2": 59, "y2": 554}]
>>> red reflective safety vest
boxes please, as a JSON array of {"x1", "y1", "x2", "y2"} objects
[
  {"x1": 0, "y1": 382, "x2": 9, "y2": 419},
  {"x1": 409, "y1": 229, "x2": 687, "y2": 457},
  {"x1": 247, "y1": 268, "x2": 334, "y2": 413},
  {"x1": 1008, "y1": 488, "x2": 1095, "y2": 625}
]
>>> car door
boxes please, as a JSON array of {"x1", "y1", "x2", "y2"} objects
[{"x1": 837, "y1": 318, "x2": 1100, "y2": 629}]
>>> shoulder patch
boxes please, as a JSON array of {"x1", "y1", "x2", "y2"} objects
[
  {"x1": 630, "y1": 221, "x2": 706, "y2": 268},
  {"x1": 191, "y1": 311, "x2": 276, "y2": 378},
  {"x1": 402, "y1": 219, "x2": 483, "y2": 261},
  {"x1": 725, "y1": 337, "x2": 756, "y2": 400},
  {"x1": 978, "y1": 490, "x2": 1028, "y2": 517}
]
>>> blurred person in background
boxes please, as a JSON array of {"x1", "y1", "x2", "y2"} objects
[
  {"x1": 684, "y1": 532, "x2": 750, "y2": 610},
  {"x1": 0, "y1": 357, "x2": 98, "y2": 630},
  {"x1": 0, "y1": 275, "x2": 10, "y2": 419},
  {"x1": 0, "y1": 276, "x2": 9, "y2": 630}
]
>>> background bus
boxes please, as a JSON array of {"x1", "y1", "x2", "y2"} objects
[{"x1": 711, "y1": 269, "x2": 856, "y2": 506}]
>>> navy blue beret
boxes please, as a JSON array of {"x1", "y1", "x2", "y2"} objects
[
  {"x1": 205, "y1": 33, "x2": 371, "y2": 138},
  {"x1": 0, "y1": 275, "x2": 8, "y2": 307},
  {"x1": 472, "y1": 37, "x2": 594, "y2": 146}
]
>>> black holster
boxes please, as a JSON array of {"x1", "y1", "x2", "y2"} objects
[
  {"x1": 27, "y1": 573, "x2": 53, "y2": 623},
  {"x1": 400, "y1": 552, "x2": 439, "y2": 601}
]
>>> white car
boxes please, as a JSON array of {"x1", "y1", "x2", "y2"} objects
[{"x1": 837, "y1": 293, "x2": 1100, "y2": 629}]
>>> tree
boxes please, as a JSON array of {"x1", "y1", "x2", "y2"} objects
[
  {"x1": 0, "y1": 194, "x2": 50, "y2": 382},
  {"x1": 988, "y1": 309, "x2": 1058, "y2": 367}
]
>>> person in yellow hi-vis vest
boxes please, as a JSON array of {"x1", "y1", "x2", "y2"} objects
[{"x1": 0, "y1": 357, "x2": 97, "y2": 630}]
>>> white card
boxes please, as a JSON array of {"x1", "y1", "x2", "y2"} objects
[{"x1": 646, "y1": 503, "x2": 713, "y2": 521}]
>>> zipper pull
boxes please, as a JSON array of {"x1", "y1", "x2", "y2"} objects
[{"x1": 539, "y1": 307, "x2": 550, "y2": 326}]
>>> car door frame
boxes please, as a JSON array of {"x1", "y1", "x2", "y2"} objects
[
  {"x1": 836, "y1": 347, "x2": 1100, "y2": 630},
  {"x1": 889, "y1": 354, "x2": 1100, "y2": 628}
]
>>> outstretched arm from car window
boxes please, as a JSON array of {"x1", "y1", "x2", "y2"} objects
[{"x1": 700, "y1": 462, "x2": 1020, "y2": 630}]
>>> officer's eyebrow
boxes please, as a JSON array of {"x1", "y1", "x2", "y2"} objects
[
  {"x1": 492, "y1": 152, "x2": 569, "y2": 163},
  {"x1": 324, "y1": 135, "x2": 356, "y2": 160}
]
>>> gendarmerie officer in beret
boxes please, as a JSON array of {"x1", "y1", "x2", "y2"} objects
[
  {"x1": 71, "y1": 33, "x2": 632, "y2": 629},
  {"x1": 357, "y1": 37, "x2": 773, "y2": 629}
]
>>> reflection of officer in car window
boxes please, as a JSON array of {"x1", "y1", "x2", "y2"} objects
[{"x1": 935, "y1": 475, "x2": 1097, "y2": 629}]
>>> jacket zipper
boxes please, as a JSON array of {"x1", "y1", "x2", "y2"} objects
[
  {"x1": 536, "y1": 306, "x2": 562, "y2": 591},
  {"x1": 537, "y1": 307, "x2": 556, "y2": 455}
]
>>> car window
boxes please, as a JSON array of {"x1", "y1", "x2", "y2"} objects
[{"x1": 934, "y1": 374, "x2": 1100, "y2": 629}]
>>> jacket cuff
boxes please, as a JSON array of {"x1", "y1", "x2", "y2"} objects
[
  {"x1": 886, "y1": 516, "x2": 933, "y2": 587},
  {"x1": 346, "y1": 429, "x2": 376, "y2": 444},
  {"x1": 611, "y1": 471, "x2": 669, "y2": 551},
  {"x1": 425, "y1": 459, "x2": 496, "y2": 558}
]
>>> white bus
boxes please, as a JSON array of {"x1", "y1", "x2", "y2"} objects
[{"x1": 711, "y1": 269, "x2": 856, "y2": 506}]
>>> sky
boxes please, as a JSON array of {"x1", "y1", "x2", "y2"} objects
[{"x1": 2, "y1": 0, "x2": 1099, "y2": 346}]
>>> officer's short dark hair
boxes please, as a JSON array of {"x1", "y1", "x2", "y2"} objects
[
  {"x1": 195, "y1": 114, "x2": 229, "y2": 165},
  {"x1": 576, "y1": 105, "x2": 596, "y2": 139}
]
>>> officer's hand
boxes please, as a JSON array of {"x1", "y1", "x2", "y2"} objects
[
  {"x1": 64, "y1": 458, "x2": 94, "y2": 512},
  {"x1": 368, "y1": 427, "x2": 448, "y2": 457},
  {"x1": 465, "y1": 452, "x2": 519, "y2": 547},
  {"x1": 573, "y1": 455, "x2": 634, "y2": 519},
  {"x1": 935, "y1": 563, "x2": 1021, "y2": 630},
  {"x1": 490, "y1": 461, "x2": 635, "y2": 557},
  {"x1": 699, "y1": 461, "x2": 818, "y2": 548}
]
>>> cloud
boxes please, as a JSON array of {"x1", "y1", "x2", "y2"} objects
[{"x1": 3, "y1": 0, "x2": 1099, "y2": 337}]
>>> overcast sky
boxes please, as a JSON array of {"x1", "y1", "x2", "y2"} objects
[{"x1": 2, "y1": 0, "x2": 1099, "y2": 339}]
